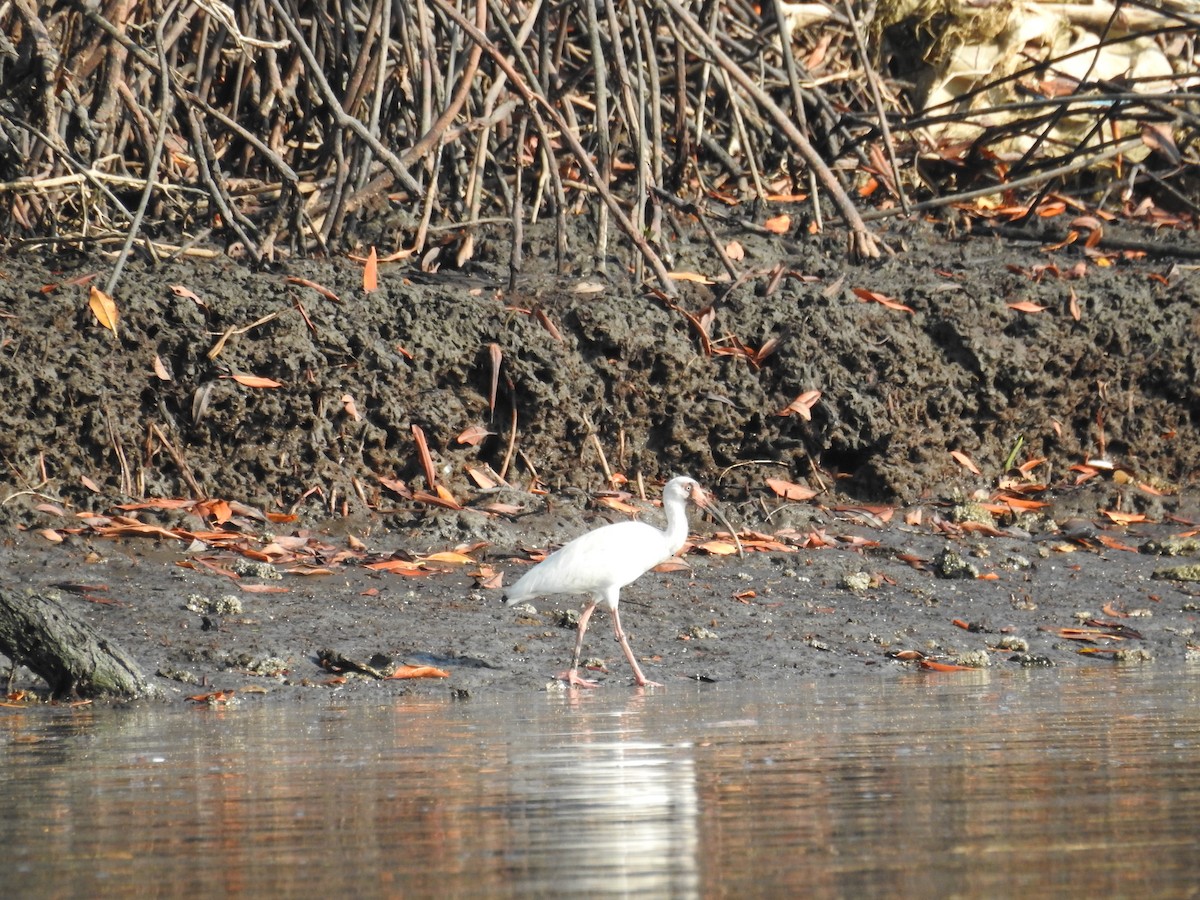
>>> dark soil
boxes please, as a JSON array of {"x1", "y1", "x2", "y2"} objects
[{"x1": 1, "y1": 219, "x2": 1199, "y2": 702}]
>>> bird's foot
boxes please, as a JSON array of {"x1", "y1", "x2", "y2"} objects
[
  {"x1": 635, "y1": 679, "x2": 664, "y2": 688},
  {"x1": 558, "y1": 668, "x2": 599, "y2": 688}
]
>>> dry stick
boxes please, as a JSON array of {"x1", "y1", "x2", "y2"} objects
[
  {"x1": 603, "y1": 0, "x2": 647, "y2": 280},
  {"x1": 183, "y1": 103, "x2": 261, "y2": 261},
  {"x1": 345, "y1": 0, "x2": 486, "y2": 216},
  {"x1": 105, "y1": 3, "x2": 177, "y2": 297},
  {"x1": 434, "y1": 0, "x2": 677, "y2": 294},
  {"x1": 266, "y1": 0, "x2": 419, "y2": 196},
  {"x1": 584, "y1": 0, "x2": 612, "y2": 271},
  {"x1": 460, "y1": 0, "x2": 541, "y2": 267},
  {"x1": 510, "y1": 113, "x2": 527, "y2": 290},
  {"x1": 485, "y1": 0, "x2": 568, "y2": 267},
  {"x1": 721, "y1": 67, "x2": 768, "y2": 199},
  {"x1": 839, "y1": 0, "x2": 908, "y2": 215},
  {"x1": 767, "y1": 0, "x2": 824, "y2": 229},
  {"x1": 659, "y1": 0, "x2": 880, "y2": 260},
  {"x1": 633, "y1": 2, "x2": 667, "y2": 246}
]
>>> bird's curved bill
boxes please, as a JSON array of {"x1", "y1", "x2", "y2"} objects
[{"x1": 695, "y1": 488, "x2": 744, "y2": 558}]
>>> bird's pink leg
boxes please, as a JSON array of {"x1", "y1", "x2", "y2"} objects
[
  {"x1": 558, "y1": 601, "x2": 599, "y2": 687},
  {"x1": 611, "y1": 605, "x2": 663, "y2": 688}
]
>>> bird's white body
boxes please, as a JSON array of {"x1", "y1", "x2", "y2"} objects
[
  {"x1": 504, "y1": 519, "x2": 686, "y2": 610},
  {"x1": 503, "y1": 476, "x2": 738, "y2": 687}
]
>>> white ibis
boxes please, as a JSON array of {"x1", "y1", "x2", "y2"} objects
[{"x1": 503, "y1": 476, "x2": 742, "y2": 687}]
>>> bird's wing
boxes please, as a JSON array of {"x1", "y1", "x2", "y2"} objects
[{"x1": 506, "y1": 520, "x2": 673, "y2": 602}]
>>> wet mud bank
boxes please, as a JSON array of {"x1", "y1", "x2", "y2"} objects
[{"x1": 1, "y1": 220, "x2": 1198, "y2": 701}]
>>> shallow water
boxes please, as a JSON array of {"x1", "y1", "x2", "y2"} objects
[{"x1": 2, "y1": 668, "x2": 1198, "y2": 898}]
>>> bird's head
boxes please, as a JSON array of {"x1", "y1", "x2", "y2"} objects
[
  {"x1": 663, "y1": 476, "x2": 743, "y2": 556},
  {"x1": 663, "y1": 475, "x2": 708, "y2": 508}
]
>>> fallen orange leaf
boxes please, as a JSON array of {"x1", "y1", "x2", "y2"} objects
[
  {"x1": 422, "y1": 551, "x2": 476, "y2": 565},
  {"x1": 285, "y1": 276, "x2": 342, "y2": 303},
  {"x1": 88, "y1": 285, "x2": 119, "y2": 336},
  {"x1": 950, "y1": 450, "x2": 982, "y2": 475},
  {"x1": 230, "y1": 374, "x2": 283, "y2": 389},
  {"x1": 1100, "y1": 509, "x2": 1148, "y2": 525},
  {"x1": 851, "y1": 287, "x2": 914, "y2": 313},
  {"x1": 766, "y1": 477, "x2": 819, "y2": 502},
  {"x1": 777, "y1": 390, "x2": 822, "y2": 419},
  {"x1": 363, "y1": 246, "x2": 379, "y2": 292},
  {"x1": 919, "y1": 660, "x2": 976, "y2": 672},
  {"x1": 457, "y1": 424, "x2": 494, "y2": 446},
  {"x1": 389, "y1": 665, "x2": 450, "y2": 679},
  {"x1": 1007, "y1": 300, "x2": 1047, "y2": 313},
  {"x1": 763, "y1": 213, "x2": 792, "y2": 234},
  {"x1": 668, "y1": 270, "x2": 715, "y2": 284}
]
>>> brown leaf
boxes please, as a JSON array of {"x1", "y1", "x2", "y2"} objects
[
  {"x1": 285, "y1": 276, "x2": 341, "y2": 303},
  {"x1": 341, "y1": 393, "x2": 361, "y2": 421},
  {"x1": 1007, "y1": 300, "x2": 1047, "y2": 313},
  {"x1": 422, "y1": 550, "x2": 476, "y2": 565},
  {"x1": 230, "y1": 374, "x2": 283, "y2": 389},
  {"x1": 763, "y1": 213, "x2": 791, "y2": 234},
  {"x1": 918, "y1": 660, "x2": 976, "y2": 672},
  {"x1": 152, "y1": 354, "x2": 172, "y2": 381},
  {"x1": 1100, "y1": 509, "x2": 1148, "y2": 525},
  {"x1": 88, "y1": 285, "x2": 119, "y2": 336},
  {"x1": 724, "y1": 240, "x2": 745, "y2": 261},
  {"x1": 667, "y1": 270, "x2": 715, "y2": 284},
  {"x1": 950, "y1": 450, "x2": 982, "y2": 475},
  {"x1": 411, "y1": 424, "x2": 437, "y2": 488},
  {"x1": 851, "y1": 287, "x2": 914, "y2": 314},
  {"x1": 766, "y1": 477, "x2": 818, "y2": 502},
  {"x1": 170, "y1": 284, "x2": 207, "y2": 308},
  {"x1": 457, "y1": 424, "x2": 494, "y2": 446},
  {"x1": 388, "y1": 664, "x2": 450, "y2": 680},
  {"x1": 363, "y1": 246, "x2": 378, "y2": 293},
  {"x1": 777, "y1": 389, "x2": 821, "y2": 419}
]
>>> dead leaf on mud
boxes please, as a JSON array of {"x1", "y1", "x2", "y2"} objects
[
  {"x1": 412, "y1": 424, "x2": 437, "y2": 488},
  {"x1": 851, "y1": 287, "x2": 914, "y2": 314},
  {"x1": 668, "y1": 270, "x2": 715, "y2": 284},
  {"x1": 763, "y1": 213, "x2": 791, "y2": 234},
  {"x1": 239, "y1": 583, "x2": 290, "y2": 593},
  {"x1": 949, "y1": 450, "x2": 982, "y2": 475},
  {"x1": 725, "y1": 240, "x2": 745, "y2": 261},
  {"x1": 389, "y1": 665, "x2": 450, "y2": 680},
  {"x1": 363, "y1": 246, "x2": 378, "y2": 292},
  {"x1": 918, "y1": 659, "x2": 976, "y2": 672},
  {"x1": 569, "y1": 281, "x2": 606, "y2": 294},
  {"x1": 422, "y1": 550, "x2": 477, "y2": 565},
  {"x1": 1101, "y1": 509, "x2": 1150, "y2": 525},
  {"x1": 456, "y1": 424, "x2": 494, "y2": 446},
  {"x1": 777, "y1": 390, "x2": 821, "y2": 419},
  {"x1": 766, "y1": 477, "x2": 819, "y2": 502},
  {"x1": 285, "y1": 276, "x2": 341, "y2": 303},
  {"x1": 152, "y1": 354, "x2": 172, "y2": 381},
  {"x1": 341, "y1": 393, "x2": 361, "y2": 421},
  {"x1": 170, "y1": 284, "x2": 207, "y2": 307},
  {"x1": 696, "y1": 538, "x2": 742, "y2": 555},
  {"x1": 88, "y1": 285, "x2": 119, "y2": 336},
  {"x1": 1007, "y1": 300, "x2": 1047, "y2": 313},
  {"x1": 228, "y1": 374, "x2": 283, "y2": 389}
]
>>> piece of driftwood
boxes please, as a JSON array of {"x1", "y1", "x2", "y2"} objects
[{"x1": 0, "y1": 587, "x2": 159, "y2": 699}]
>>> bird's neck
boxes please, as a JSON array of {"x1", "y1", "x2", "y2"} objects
[{"x1": 662, "y1": 501, "x2": 691, "y2": 556}]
